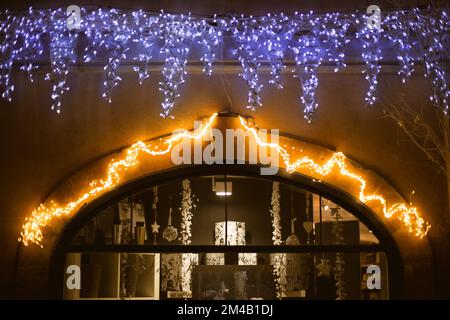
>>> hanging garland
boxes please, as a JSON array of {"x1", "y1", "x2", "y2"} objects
[
  {"x1": 269, "y1": 181, "x2": 286, "y2": 299},
  {"x1": 0, "y1": 7, "x2": 448, "y2": 120},
  {"x1": 331, "y1": 207, "x2": 347, "y2": 300},
  {"x1": 179, "y1": 178, "x2": 197, "y2": 245},
  {"x1": 178, "y1": 178, "x2": 199, "y2": 293},
  {"x1": 151, "y1": 186, "x2": 160, "y2": 244}
]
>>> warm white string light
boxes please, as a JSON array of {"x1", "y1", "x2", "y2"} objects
[
  {"x1": 20, "y1": 113, "x2": 429, "y2": 247},
  {"x1": 238, "y1": 116, "x2": 430, "y2": 238},
  {"x1": 0, "y1": 7, "x2": 448, "y2": 118}
]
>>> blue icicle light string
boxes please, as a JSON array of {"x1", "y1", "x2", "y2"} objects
[{"x1": 0, "y1": 7, "x2": 448, "y2": 119}]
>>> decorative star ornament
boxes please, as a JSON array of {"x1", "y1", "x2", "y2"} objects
[{"x1": 151, "y1": 221, "x2": 160, "y2": 234}]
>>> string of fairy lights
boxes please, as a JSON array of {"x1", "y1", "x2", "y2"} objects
[
  {"x1": 19, "y1": 113, "x2": 430, "y2": 247},
  {"x1": 0, "y1": 7, "x2": 448, "y2": 121}
]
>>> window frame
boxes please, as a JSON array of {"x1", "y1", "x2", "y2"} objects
[{"x1": 49, "y1": 163, "x2": 403, "y2": 299}]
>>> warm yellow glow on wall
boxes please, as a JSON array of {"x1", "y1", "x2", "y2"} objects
[
  {"x1": 239, "y1": 117, "x2": 430, "y2": 239},
  {"x1": 19, "y1": 113, "x2": 430, "y2": 247}
]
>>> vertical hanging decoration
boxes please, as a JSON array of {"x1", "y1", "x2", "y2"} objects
[
  {"x1": 101, "y1": 9, "x2": 131, "y2": 103},
  {"x1": 286, "y1": 191, "x2": 300, "y2": 245},
  {"x1": 16, "y1": 9, "x2": 45, "y2": 83},
  {"x1": 331, "y1": 206, "x2": 347, "y2": 300},
  {"x1": 230, "y1": 16, "x2": 263, "y2": 110},
  {"x1": 195, "y1": 18, "x2": 222, "y2": 76},
  {"x1": 384, "y1": 12, "x2": 415, "y2": 83},
  {"x1": 356, "y1": 18, "x2": 382, "y2": 106},
  {"x1": 317, "y1": 13, "x2": 350, "y2": 73},
  {"x1": 0, "y1": 7, "x2": 448, "y2": 119},
  {"x1": 159, "y1": 13, "x2": 194, "y2": 118},
  {"x1": 303, "y1": 192, "x2": 314, "y2": 244},
  {"x1": 132, "y1": 11, "x2": 159, "y2": 85},
  {"x1": 261, "y1": 14, "x2": 291, "y2": 89},
  {"x1": 270, "y1": 181, "x2": 282, "y2": 246},
  {"x1": 178, "y1": 179, "x2": 199, "y2": 293},
  {"x1": 119, "y1": 199, "x2": 133, "y2": 298},
  {"x1": 269, "y1": 181, "x2": 286, "y2": 299},
  {"x1": 82, "y1": 8, "x2": 102, "y2": 63},
  {"x1": 292, "y1": 35, "x2": 324, "y2": 122},
  {"x1": 151, "y1": 186, "x2": 160, "y2": 244},
  {"x1": 179, "y1": 178, "x2": 197, "y2": 245},
  {"x1": 0, "y1": 18, "x2": 17, "y2": 102},
  {"x1": 44, "y1": 9, "x2": 78, "y2": 113},
  {"x1": 0, "y1": 8, "x2": 44, "y2": 101},
  {"x1": 412, "y1": 10, "x2": 449, "y2": 114}
]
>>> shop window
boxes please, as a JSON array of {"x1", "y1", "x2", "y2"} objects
[{"x1": 62, "y1": 174, "x2": 390, "y2": 300}]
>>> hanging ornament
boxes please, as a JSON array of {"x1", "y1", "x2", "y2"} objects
[
  {"x1": 150, "y1": 221, "x2": 160, "y2": 234},
  {"x1": 286, "y1": 217, "x2": 300, "y2": 245},
  {"x1": 285, "y1": 191, "x2": 299, "y2": 245},
  {"x1": 303, "y1": 192, "x2": 313, "y2": 244},
  {"x1": 162, "y1": 201, "x2": 178, "y2": 242},
  {"x1": 151, "y1": 186, "x2": 160, "y2": 244}
]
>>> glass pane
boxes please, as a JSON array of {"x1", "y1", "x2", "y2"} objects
[
  {"x1": 221, "y1": 176, "x2": 273, "y2": 246},
  {"x1": 312, "y1": 251, "x2": 388, "y2": 300},
  {"x1": 64, "y1": 250, "x2": 388, "y2": 300},
  {"x1": 313, "y1": 252, "x2": 361, "y2": 299},
  {"x1": 224, "y1": 176, "x2": 315, "y2": 246},
  {"x1": 63, "y1": 252, "x2": 159, "y2": 300},
  {"x1": 316, "y1": 198, "x2": 380, "y2": 245},
  {"x1": 70, "y1": 175, "x2": 380, "y2": 247},
  {"x1": 128, "y1": 175, "x2": 227, "y2": 246},
  {"x1": 63, "y1": 252, "x2": 120, "y2": 299},
  {"x1": 190, "y1": 175, "x2": 226, "y2": 246},
  {"x1": 119, "y1": 253, "x2": 159, "y2": 299},
  {"x1": 71, "y1": 196, "x2": 130, "y2": 246},
  {"x1": 159, "y1": 251, "x2": 317, "y2": 300},
  {"x1": 360, "y1": 252, "x2": 388, "y2": 299},
  {"x1": 160, "y1": 252, "x2": 278, "y2": 300}
]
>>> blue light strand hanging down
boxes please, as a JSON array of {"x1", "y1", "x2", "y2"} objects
[
  {"x1": 230, "y1": 15, "x2": 264, "y2": 111},
  {"x1": 292, "y1": 35, "x2": 323, "y2": 122},
  {"x1": 131, "y1": 11, "x2": 159, "y2": 85},
  {"x1": 44, "y1": 9, "x2": 78, "y2": 113},
  {"x1": 0, "y1": 7, "x2": 448, "y2": 120},
  {"x1": 356, "y1": 22, "x2": 382, "y2": 106},
  {"x1": 412, "y1": 9, "x2": 449, "y2": 114}
]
